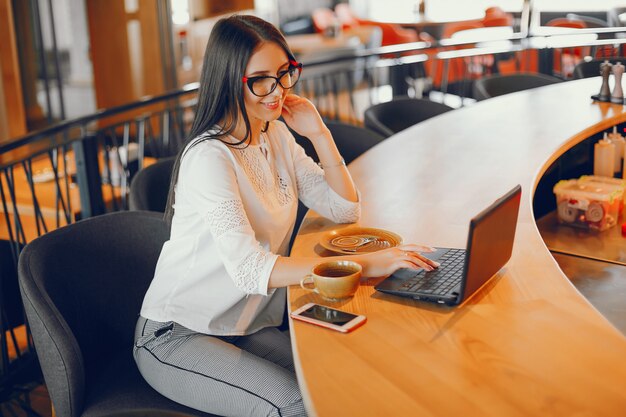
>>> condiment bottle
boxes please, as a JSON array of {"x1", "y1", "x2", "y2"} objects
[
  {"x1": 607, "y1": 125, "x2": 626, "y2": 174},
  {"x1": 594, "y1": 133, "x2": 616, "y2": 178}
]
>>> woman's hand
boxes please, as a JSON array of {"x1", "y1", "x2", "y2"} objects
[
  {"x1": 353, "y1": 245, "x2": 440, "y2": 279},
  {"x1": 281, "y1": 94, "x2": 329, "y2": 141}
]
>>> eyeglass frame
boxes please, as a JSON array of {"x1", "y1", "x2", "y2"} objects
[{"x1": 242, "y1": 60, "x2": 303, "y2": 97}]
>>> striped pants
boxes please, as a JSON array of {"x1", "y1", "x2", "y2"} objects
[{"x1": 133, "y1": 317, "x2": 307, "y2": 417}]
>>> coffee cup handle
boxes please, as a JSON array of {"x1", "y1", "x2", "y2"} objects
[{"x1": 300, "y1": 275, "x2": 318, "y2": 294}]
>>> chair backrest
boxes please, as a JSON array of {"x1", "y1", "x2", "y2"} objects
[
  {"x1": 129, "y1": 157, "x2": 176, "y2": 212},
  {"x1": 573, "y1": 58, "x2": 626, "y2": 79},
  {"x1": 363, "y1": 97, "x2": 454, "y2": 138},
  {"x1": 565, "y1": 13, "x2": 607, "y2": 28},
  {"x1": 472, "y1": 72, "x2": 562, "y2": 101},
  {"x1": 290, "y1": 120, "x2": 385, "y2": 165},
  {"x1": 18, "y1": 211, "x2": 170, "y2": 417},
  {"x1": 482, "y1": 15, "x2": 513, "y2": 27},
  {"x1": 482, "y1": 6, "x2": 513, "y2": 27},
  {"x1": 442, "y1": 21, "x2": 483, "y2": 39},
  {"x1": 546, "y1": 17, "x2": 586, "y2": 29},
  {"x1": 354, "y1": 19, "x2": 418, "y2": 46},
  {"x1": 325, "y1": 120, "x2": 386, "y2": 164}
]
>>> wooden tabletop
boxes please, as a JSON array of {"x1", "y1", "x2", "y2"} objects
[
  {"x1": 288, "y1": 77, "x2": 626, "y2": 417},
  {"x1": 286, "y1": 26, "x2": 376, "y2": 56}
]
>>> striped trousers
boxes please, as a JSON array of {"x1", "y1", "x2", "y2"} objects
[{"x1": 133, "y1": 317, "x2": 307, "y2": 417}]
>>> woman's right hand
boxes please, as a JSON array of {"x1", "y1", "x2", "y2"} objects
[{"x1": 353, "y1": 245, "x2": 440, "y2": 279}]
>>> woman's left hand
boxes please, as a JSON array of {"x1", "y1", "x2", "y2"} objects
[{"x1": 281, "y1": 94, "x2": 329, "y2": 141}]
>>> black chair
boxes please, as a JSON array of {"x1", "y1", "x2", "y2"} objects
[
  {"x1": 129, "y1": 157, "x2": 176, "y2": 212},
  {"x1": 18, "y1": 211, "x2": 217, "y2": 417},
  {"x1": 291, "y1": 120, "x2": 386, "y2": 164},
  {"x1": 363, "y1": 97, "x2": 454, "y2": 138},
  {"x1": 573, "y1": 57, "x2": 626, "y2": 79},
  {"x1": 473, "y1": 73, "x2": 562, "y2": 101}
]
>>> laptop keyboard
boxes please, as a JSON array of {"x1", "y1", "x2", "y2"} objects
[{"x1": 396, "y1": 248, "x2": 466, "y2": 295}]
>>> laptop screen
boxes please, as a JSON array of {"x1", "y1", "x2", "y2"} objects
[{"x1": 461, "y1": 185, "x2": 521, "y2": 301}]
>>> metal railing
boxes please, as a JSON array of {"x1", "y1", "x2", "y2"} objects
[{"x1": 2, "y1": 27, "x2": 626, "y2": 406}]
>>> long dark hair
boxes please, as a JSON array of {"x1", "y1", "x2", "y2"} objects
[{"x1": 164, "y1": 15, "x2": 296, "y2": 224}]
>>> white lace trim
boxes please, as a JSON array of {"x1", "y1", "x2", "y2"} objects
[
  {"x1": 207, "y1": 199, "x2": 248, "y2": 238},
  {"x1": 236, "y1": 147, "x2": 293, "y2": 207},
  {"x1": 234, "y1": 250, "x2": 274, "y2": 293},
  {"x1": 330, "y1": 197, "x2": 361, "y2": 223},
  {"x1": 296, "y1": 163, "x2": 325, "y2": 197}
]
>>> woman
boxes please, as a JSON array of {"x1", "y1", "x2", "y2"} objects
[{"x1": 133, "y1": 14, "x2": 438, "y2": 417}]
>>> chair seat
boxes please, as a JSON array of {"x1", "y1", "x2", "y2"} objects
[{"x1": 83, "y1": 349, "x2": 218, "y2": 417}]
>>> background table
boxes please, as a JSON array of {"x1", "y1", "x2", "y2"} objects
[{"x1": 288, "y1": 77, "x2": 626, "y2": 417}]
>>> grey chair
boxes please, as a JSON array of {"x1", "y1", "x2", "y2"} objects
[
  {"x1": 129, "y1": 157, "x2": 176, "y2": 212},
  {"x1": 573, "y1": 58, "x2": 626, "y2": 80},
  {"x1": 472, "y1": 72, "x2": 562, "y2": 101},
  {"x1": 18, "y1": 211, "x2": 217, "y2": 417},
  {"x1": 363, "y1": 97, "x2": 454, "y2": 138}
]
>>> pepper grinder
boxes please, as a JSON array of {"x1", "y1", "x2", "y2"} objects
[
  {"x1": 611, "y1": 62, "x2": 624, "y2": 104},
  {"x1": 599, "y1": 60, "x2": 612, "y2": 102}
]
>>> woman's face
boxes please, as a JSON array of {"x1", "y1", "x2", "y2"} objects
[{"x1": 242, "y1": 42, "x2": 291, "y2": 127}]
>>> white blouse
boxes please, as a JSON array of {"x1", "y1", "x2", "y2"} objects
[{"x1": 140, "y1": 121, "x2": 360, "y2": 335}]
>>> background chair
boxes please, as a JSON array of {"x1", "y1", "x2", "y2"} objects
[
  {"x1": 363, "y1": 97, "x2": 454, "y2": 138},
  {"x1": 565, "y1": 13, "x2": 607, "y2": 28},
  {"x1": 545, "y1": 17, "x2": 588, "y2": 78},
  {"x1": 290, "y1": 120, "x2": 385, "y2": 165},
  {"x1": 18, "y1": 211, "x2": 217, "y2": 417},
  {"x1": 573, "y1": 57, "x2": 626, "y2": 79},
  {"x1": 129, "y1": 157, "x2": 176, "y2": 212},
  {"x1": 472, "y1": 72, "x2": 562, "y2": 101}
]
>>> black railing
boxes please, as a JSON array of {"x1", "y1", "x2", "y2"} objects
[{"x1": 2, "y1": 27, "x2": 626, "y2": 409}]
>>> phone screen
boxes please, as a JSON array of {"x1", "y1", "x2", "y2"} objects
[{"x1": 297, "y1": 304, "x2": 359, "y2": 326}]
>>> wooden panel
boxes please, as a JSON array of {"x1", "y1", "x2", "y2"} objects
[
  {"x1": 189, "y1": 0, "x2": 254, "y2": 19},
  {"x1": 86, "y1": 0, "x2": 166, "y2": 128},
  {"x1": 289, "y1": 78, "x2": 626, "y2": 417},
  {"x1": 138, "y1": 0, "x2": 165, "y2": 96},
  {"x1": 0, "y1": 0, "x2": 26, "y2": 141},
  {"x1": 86, "y1": 0, "x2": 135, "y2": 109}
]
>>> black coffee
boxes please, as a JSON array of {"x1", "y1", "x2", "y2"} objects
[{"x1": 316, "y1": 267, "x2": 358, "y2": 277}]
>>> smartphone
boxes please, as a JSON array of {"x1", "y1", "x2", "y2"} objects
[{"x1": 290, "y1": 303, "x2": 366, "y2": 333}]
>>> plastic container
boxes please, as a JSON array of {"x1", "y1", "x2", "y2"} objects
[
  {"x1": 553, "y1": 179, "x2": 623, "y2": 231},
  {"x1": 579, "y1": 175, "x2": 626, "y2": 218}
]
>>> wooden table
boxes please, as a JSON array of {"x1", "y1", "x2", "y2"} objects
[
  {"x1": 288, "y1": 77, "x2": 626, "y2": 417},
  {"x1": 286, "y1": 26, "x2": 377, "y2": 56}
]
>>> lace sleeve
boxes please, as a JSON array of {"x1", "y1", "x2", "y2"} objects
[
  {"x1": 292, "y1": 143, "x2": 360, "y2": 224},
  {"x1": 205, "y1": 200, "x2": 278, "y2": 296},
  {"x1": 180, "y1": 143, "x2": 278, "y2": 295}
]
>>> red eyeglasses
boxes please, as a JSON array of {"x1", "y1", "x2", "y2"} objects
[{"x1": 242, "y1": 60, "x2": 303, "y2": 97}]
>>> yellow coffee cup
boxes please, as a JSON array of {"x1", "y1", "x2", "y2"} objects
[{"x1": 300, "y1": 260, "x2": 362, "y2": 301}]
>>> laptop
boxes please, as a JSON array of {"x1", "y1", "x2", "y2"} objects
[{"x1": 375, "y1": 184, "x2": 522, "y2": 306}]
